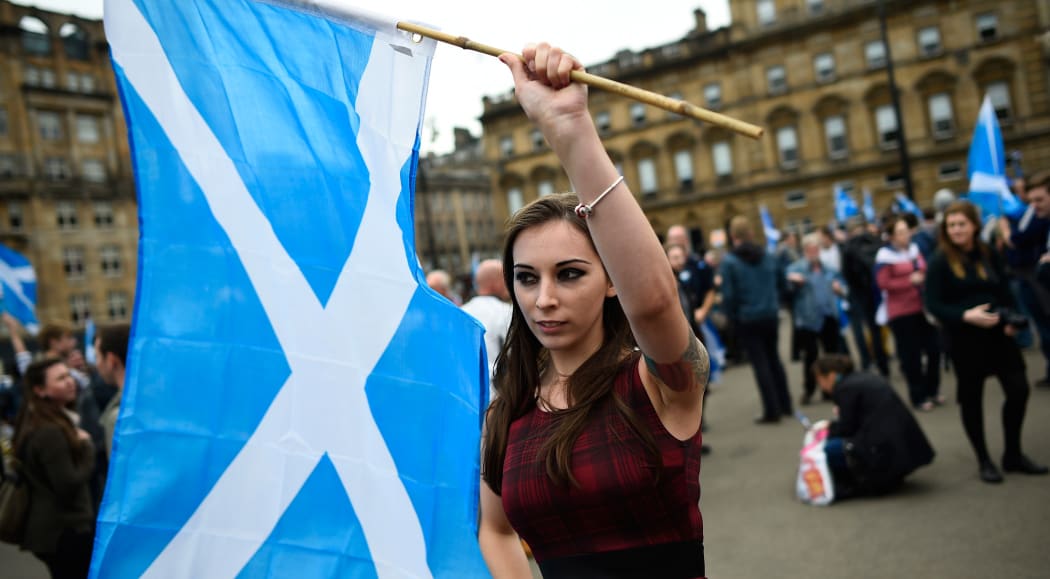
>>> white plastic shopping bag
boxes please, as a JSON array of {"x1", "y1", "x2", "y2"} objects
[{"x1": 796, "y1": 420, "x2": 835, "y2": 506}]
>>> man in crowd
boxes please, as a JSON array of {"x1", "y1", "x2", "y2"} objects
[
  {"x1": 720, "y1": 216, "x2": 792, "y2": 423},
  {"x1": 667, "y1": 224, "x2": 716, "y2": 334},
  {"x1": 426, "y1": 269, "x2": 460, "y2": 305},
  {"x1": 1008, "y1": 170, "x2": 1050, "y2": 387},
  {"x1": 460, "y1": 259, "x2": 512, "y2": 388},
  {"x1": 841, "y1": 216, "x2": 890, "y2": 376},
  {"x1": 95, "y1": 323, "x2": 131, "y2": 458}
]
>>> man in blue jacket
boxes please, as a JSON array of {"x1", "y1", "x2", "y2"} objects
[{"x1": 720, "y1": 216, "x2": 792, "y2": 423}]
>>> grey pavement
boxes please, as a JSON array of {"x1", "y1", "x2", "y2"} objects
[{"x1": 3, "y1": 320, "x2": 1049, "y2": 578}]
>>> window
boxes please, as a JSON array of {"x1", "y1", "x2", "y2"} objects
[
  {"x1": 60, "y1": 23, "x2": 89, "y2": 61},
  {"x1": 875, "y1": 105, "x2": 899, "y2": 149},
  {"x1": 94, "y1": 201, "x2": 114, "y2": 228},
  {"x1": 938, "y1": 162, "x2": 962, "y2": 181},
  {"x1": 835, "y1": 180, "x2": 856, "y2": 197},
  {"x1": 101, "y1": 245, "x2": 122, "y2": 277},
  {"x1": 757, "y1": 0, "x2": 776, "y2": 26},
  {"x1": 885, "y1": 173, "x2": 904, "y2": 188},
  {"x1": 537, "y1": 180, "x2": 554, "y2": 197},
  {"x1": 776, "y1": 126, "x2": 799, "y2": 168},
  {"x1": 865, "y1": 40, "x2": 887, "y2": 69},
  {"x1": 704, "y1": 83, "x2": 722, "y2": 109},
  {"x1": 630, "y1": 103, "x2": 646, "y2": 127},
  {"x1": 0, "y1": 155, "x2": 18, "y2": 178},
  {"x1": 824, "y1": 115, "x2": 848, "y2": 159},
  {"x1": 637, "y1": 158, "x2": 658, "y2": 195},
  {"x1": 767, "y1": 66, "x2": 787, "y2": 95},
  {"x1": 82, "y1": 159, "x2": 107, "y2": 183},
  {"x1": 107, "y1": 291, "x2": 129, "y2": 321},
  {"x1": 79, "y1": 74, "x2": 95, "y2": 93},
  {"x1": 712, "y1": 141, "x2": 733, "y2": 177},
  {"x1": 785, "y1": 190, "x2": 808, "y2": 209},
  {"x1": 44, "y1": 157, "x2": 71, "y2": 181},
  {"x1": 0, "y1": 109, "x2": 7, "y2": 136},
  {"x1": 56, "y1": 201, "x2": 78, "y2": 229},
  {"x1": 976, "y1": 13, "x2": 998, "y2": 42},
  {"x1": 807, "y1": 0, "x2": 824, "y2": 15},
  {"x1": 673, "y1": 150, "x2": 694, "y2": 191},
  {"x1": 499, "y1": 135, "x2": 514, "y2": 158},
  {"x1": 63, "y1": 247, "x2": 85, "y2": 279},
  {"x1": 70, "y1": 294, "x2": 91, "y2": 325},
  {"x1": 76, "y1": 115, "x2": 100, "y2": 143},
  {"x1": 987, "y1": 82, "x2": 1012, "y2": 122},
  {"x1": 917, "y1": 26, "x2": 942, "y2": 56},
  {"x1": 66, "y1": 72, "x2": 79, "y2": 92},
  {"x1": 928, "y1": 93, "x2": 954, "y2": 138},
  {"x1": 8, "y1": 202, "x2": 24, "y2": 232},
  {"x1": 23, "y1": 65, "x2": 40, "y2": 86},
  {"x1": 530, "y1": 129, "x2": 545, "y2": 151},
  {"x1": 813, "y1": 53, "x2": 835, "y2": 83},
  {"x1": 19, "y1": 16, "x2": 50, "y2": 56},
  {"x1": 38, "y1": 111, "x2": 63, "y2": 140},
  {"x1": 40, "y1": 69, "x2": 56, "y2": 88},
  {"x1": 506, "y1": 187, "x2": 523, "y2": 214},
  {"x1": 595, "y1": 111, "x2": 611, "y2": 133}
]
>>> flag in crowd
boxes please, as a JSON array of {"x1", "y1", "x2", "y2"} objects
[
  {"x1": 700, "y1": 319, "x2": 726, "y2": 385},
  {"x1": 834, "y1": 185, "x2": 859, "y2": 224},
  {"x1": 862, "y1": 188, "x2": 877, "y2": 223},
  {"x1": 966, "y1": 95, "x2": 1025, "y2": 219},
  {"x1": 0, "y1": 244, "x2": 39, "y2": 335},
  {"x1": 759, "y1": 204, "x2": 780, "y2": 253},
  {"x1": 84, "y1": 317, "x2": 97, "y2": 365},
  {"x1": 894, "y1": 193, "x2": 924, "y2": 220},
  {"x1": 96, "y1": 0, "x2": 487, "y2": 577}
]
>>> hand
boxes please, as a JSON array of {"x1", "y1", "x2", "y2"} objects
[
  {"x1": 499, "y1": 43, "x2": 589, "y2": 148},
  {"x1": 76, "y1": 428, "x2": 91, "y2": 442},
  {"x1": 787, "y1": 272, "x2": 805, "y2": 284},
  {"x1": 694, "y1": 308, "x2": 707, "y2": 325},
  {"x1": 1004, "y1": 324, "x2": 1018, "y2": 337},
  {"x1": 909, "y1": 271, "x2": 925, "y2": 286},
  {"x1": 997, "y1": 217, "x2": 1013, "y2": 248},
  {"x1": 831, "y1": 280, "x2": 844, "y2": 295},
  {"x1": 1040, "y1": 254, "x2": 1050, "y2": 265},
  {"x1": 962, "y1": 303, "x2": 1000, "y2": 328}
]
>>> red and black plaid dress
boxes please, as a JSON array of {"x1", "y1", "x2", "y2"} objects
[{"x1": 500, "y1": 356, "x2": 705, "y2": 578}]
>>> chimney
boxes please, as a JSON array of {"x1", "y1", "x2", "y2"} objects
[
  {"x1": 693, "y1": 8, "x2": 708, "y2": 33},
  {"x1": 453, "y1": 127, "x2": 475, "y2": 150}
]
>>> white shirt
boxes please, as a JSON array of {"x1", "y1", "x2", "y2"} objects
[{"x1": 461, "y1": 295, "x2": 512, "y2": 389}]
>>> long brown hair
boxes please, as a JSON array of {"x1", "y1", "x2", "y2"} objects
[
  {"x1": 937, "y1": 200, "x2": 989, "y2": 280},
  {"x1": 13, "y1": 358, "x2": 83, "y2": 462},
  {"x1": 482, "y1": 193, "x2": 660, "y2": 493}
]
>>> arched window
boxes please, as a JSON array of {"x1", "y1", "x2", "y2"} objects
[
  {"x1": 20, "y1": 16, "x2": 51, "y2": 56},
  {"x1": 60, "y1": 23, "x2": 90, "y2": 61}
]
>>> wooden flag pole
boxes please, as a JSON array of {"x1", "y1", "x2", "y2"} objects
[{"x1": 396, "y1": 21, "x2": 764, "y2": 140}]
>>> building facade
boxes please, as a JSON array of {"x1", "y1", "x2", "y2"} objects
[
  {"x1": 481, "y1": 0, "x2": 1050, "y2": 244},
  {"x1": 0, "y1": 1, "x2": 136, "y2": 329},
  {"x1": 415, "y1": 128, "x2": 500, "y2": 284}
]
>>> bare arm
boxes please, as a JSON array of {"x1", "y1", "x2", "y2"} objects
[
  {"x1": 500, "y1": 45, "x2": 703, "y2": 403},
  {"x1": 478, "y1": 482, "x2": 532, "y2": 579}
]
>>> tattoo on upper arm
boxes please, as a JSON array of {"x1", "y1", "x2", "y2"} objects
[{"x1": 644, "y1": 338, "x2": 709, "y2": 392}]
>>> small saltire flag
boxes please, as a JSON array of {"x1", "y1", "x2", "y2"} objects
[
  {"x1": 894, "y1": 193, "x2": 924, "y2": 220},
  {"x1": 84, "y1": 317, "x2": 96, "y2": 365},
  {"x1": 0, "y1": 244, "x2": 38, "y2": 335},
  {"x1": 699, "y1": 319, "x2": 726, "y2": 385},
  {"x1": 97, "y1": 1, "x2": 488, "y2": 578},
  {"x1": 862, "y1": 189, "x2": 877, "y2": 223},
  {"x1": 967, "y1": 95, "x2": 1025, "y2": 220},
  {"x1": 759, "y1": 204, "x2": 780, "y2": 253},
  {"x1": 834, "y1": 185, "x2": 859, "y2": 224}
]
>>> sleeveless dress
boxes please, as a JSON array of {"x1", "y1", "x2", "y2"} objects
[{"x1": 500, "y1": 356, "x2": 705, "y2": 578}]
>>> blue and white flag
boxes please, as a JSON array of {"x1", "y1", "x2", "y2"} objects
[
  {"x1": 699, "y1": 319, "x2": 725, "y2": 385},
  {"x1": 834, "y1": 185, "x2": 858, "y2": 224},
  {"x1": 862, "y1": 189, "x2": 877, "y2": 223},
  {"x1": 98, "y1": 1, "x2": 487, "y2": 577},
  {"x1": 758, "y1": 204, "x2": 780, "y2": 253},
  {"x1": 0, "y1": 244, "x2": 38, "y2": 334},
  {"x1": 967, "y1": 95, "x2": 1025, "y2": 219},
  {"x1": 894, "y1": 193, "x2": 924, "y2": 220},
  {"x1": 84, "y1": 317, "x2": 96, "y2": 365}
]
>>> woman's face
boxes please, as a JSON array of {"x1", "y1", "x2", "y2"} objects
[
  {"x1": 891, "y1": 220, "x2": 912, "y2": 249},
  {"x1": 511, "y1": 220, "x2": 615, "y2": 357},
  {"x1": 34, "y1": 363, "x2": 77, "y2": 406},
  {"x1": 945, "y1": 212, "x2": 976, "y2": 249}
]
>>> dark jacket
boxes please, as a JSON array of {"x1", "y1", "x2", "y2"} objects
[
  {"x1": 924, "y1": 246, "x2": 1016, "y2": 329},
  {"x1": 841, "y1": 232, "x2": 882, "y2": 313},
  {"x1": 19, "y1": 423, "x2": 96, "y2": 554},
  {"x1": 719, "y1": 242, "x2": 784, "y2": 324},
  {"x1": 829, "y1": 372, "x2": 935, "y2": 494}
]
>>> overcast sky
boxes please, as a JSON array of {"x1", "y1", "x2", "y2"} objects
[{"x1": 12, "y1": 0, "x2": 730, "y2": 153}]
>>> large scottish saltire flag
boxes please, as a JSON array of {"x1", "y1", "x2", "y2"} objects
[
  {"x1": 967, "y1": 95, "x2": 1025, "y2": 220},
  {"x1": 758, "y1": 204, "x2": 780, "y2": 253},
  {"x1": 96, "y1": 1, "x2": 488, "y2": 577},
  {"x1": 0, "y1": 244, "x2": 38, "y2": 334}
]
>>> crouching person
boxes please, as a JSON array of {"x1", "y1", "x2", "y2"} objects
[{"x1": 813, "y1": 354, "x2": 935, "y2": 498}]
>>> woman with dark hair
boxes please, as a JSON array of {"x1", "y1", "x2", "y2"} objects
[
  {"x1": 14, "y1": 357, "x2": 96, "y2": 577},
  {"x1": 924, "y1": 200, "x2": 1048, "y2": 483},
  {"x1": 875, "y1": 215, "x2": 942, "y2": 411},
  {"x1": 479, "y1": 44, "x2": 709, "y2": 578},
  {"x1": 812, "y1": 354, "x2": 934, "y2": 498}
]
